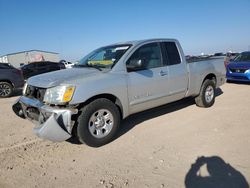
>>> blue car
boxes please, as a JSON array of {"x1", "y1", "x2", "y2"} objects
[{"x1": 226, "y1": 51, "x2": 250, "y2": 82}]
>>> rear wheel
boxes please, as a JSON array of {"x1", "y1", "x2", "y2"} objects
[
  {"x1": 0, "y1": 82, "x2": 13, "y2": 98},
  {"x1": 76, "y1": 98, "x2": 121, "y2": 147},
  {"x1": 195, "y1": 79, "x2": 216, "y2": 108}
]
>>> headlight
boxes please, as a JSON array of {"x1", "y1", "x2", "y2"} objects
[
  {"x1": 44, "y1": 85, "x2": 75, "y2": 104},
  {"x1": 23, "y1": 83, "x2": 28, "y2": 95}
]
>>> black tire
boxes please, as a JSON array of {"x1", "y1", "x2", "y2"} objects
[
  {"x1": 195, "y1": 79, "x2": 216, "y2": 108},
  {"x1": 76, "y1": 98, "x2": 121, "y2": 147},
  {"x1": 0, "y1": 82, "x2": 13, "y2": 98}
]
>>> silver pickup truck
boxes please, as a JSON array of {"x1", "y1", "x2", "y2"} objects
[{"x1": 13, "y1": 39, "x2": 226, "y2": 147}]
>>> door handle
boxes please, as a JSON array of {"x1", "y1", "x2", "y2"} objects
[{"x1": 159, "y1": 70, "x2": 168, "y2": 76}]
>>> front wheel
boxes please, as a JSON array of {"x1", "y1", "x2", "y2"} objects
[
  {"x1": 195, "y1": 79, "x2": 216, "y2": 108},
  {"x1": 76, "y1": 98, "x2": 121, "y2": 147},
  {"x1": 0, "y1": 82, "x2": 13, "y2": 98}
]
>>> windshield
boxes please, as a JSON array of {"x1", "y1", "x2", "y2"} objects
[
  {"x1": 234, "y1": 52, "x2": 250, "y2": 62},
  {"x1": 77, "y1": 44, "x2": 131, "y2": 70}
]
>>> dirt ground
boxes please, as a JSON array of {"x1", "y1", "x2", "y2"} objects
[{"x1": 0, "y1": 83, "x2": 249, "y2": 188}]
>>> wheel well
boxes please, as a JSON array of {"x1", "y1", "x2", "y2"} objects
[
  {"x1": 0, "y1": 80, "x2": 14, "y2": 87},
  {"x1": 203, "y1": 73, "x2": 216, "y2": 84},
  {"x1": 77, "y1": 94, "x2": 124, "y2": 119}
]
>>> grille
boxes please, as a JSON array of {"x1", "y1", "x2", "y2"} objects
[
  {"x1": 25, "y1": 85, "x2": 46, "y2": 101},
  {"x1": 229, "y1": 68, "x2": 247, "y2": 73},
  {"x1": 231, "y1": 76, "x2": 248, "y2": 80}
]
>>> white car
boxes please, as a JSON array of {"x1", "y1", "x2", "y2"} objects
[{"x1": 61, "y1": 60, "x2": 74, "y2": 68}]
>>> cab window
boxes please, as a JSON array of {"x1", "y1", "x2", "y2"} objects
[
  {"x1": 162, "y1": 42, "x2": 181, "y2": 65},
  {"x1": 0, "y1": 63, "x2": 13, "y2": 69},
  {"x1": 127, "y1": 42, "x2": 162, "y2": 71}
]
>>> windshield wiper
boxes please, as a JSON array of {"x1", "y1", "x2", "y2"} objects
[{"x1": 74, "y1": 64, "x2": 102, "y2": 71}]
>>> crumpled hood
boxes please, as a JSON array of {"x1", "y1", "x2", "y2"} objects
[
  {"x1": 27, "y1": 68, "x2": 101, "y2": 88},
  {"x1": 228, "y1": 61, "x2": 250, "y2": 69}
]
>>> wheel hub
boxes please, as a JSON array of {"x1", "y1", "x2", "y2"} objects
[
  {"x1": 88, "y1": 109, "x2": 114, "y2": 139},
  {"x1": 205, "y1": 85, "x2": 214, "y2": 103},
  {"x1": 95, "y1": 116, "x2": 105, "y2": 128},
  {"x1": 0, "y1": 83, "x2": 11, "y2": 97}
]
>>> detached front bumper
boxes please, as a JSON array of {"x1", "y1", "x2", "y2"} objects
[{"x1": 12, "y1": 96, "x2": 78, "y2": 142}]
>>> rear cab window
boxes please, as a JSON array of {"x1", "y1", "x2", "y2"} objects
[{"x1": 161, "y1": 42, "x2": 181, "y2": 66}]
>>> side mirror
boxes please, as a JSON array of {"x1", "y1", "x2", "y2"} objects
[{"x1": 127, "y1": 59, "x2": 145, "y2": 71}]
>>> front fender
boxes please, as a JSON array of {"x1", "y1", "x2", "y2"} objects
[{"x1": 69, "y1": 73, "x2": 129, "y2": 118}]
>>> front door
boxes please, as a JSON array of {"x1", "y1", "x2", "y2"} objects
[{"x1": 126, "y1": 42, "x2": 171, "y2": 114}]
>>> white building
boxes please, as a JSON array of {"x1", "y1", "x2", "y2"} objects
[{"x1": 0, "y1": 50, "x2": 60, "y2": 67}]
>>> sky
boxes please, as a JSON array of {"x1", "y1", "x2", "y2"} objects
[{"x1": 0, "y1": 0, "x2": 250, "y2": 61}]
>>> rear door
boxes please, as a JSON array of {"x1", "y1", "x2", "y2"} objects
[
  {"x1": 0, "y1": 64, "x2": 11, "y2": 80},
  {"x1": 161, "y1": 42, "x2": 188, "y2": 100},
  {"x1": 126, "y1": 42, "x2": 170, "y2": 114}
]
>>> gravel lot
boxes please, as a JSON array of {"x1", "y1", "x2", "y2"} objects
[{"x1": 0, "y1": 83, "x2": 249, "y2": 188}]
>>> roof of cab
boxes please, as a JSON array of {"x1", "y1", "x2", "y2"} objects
[{"x1": 110, "y1": 38, "x2": 178, "y2": 46}]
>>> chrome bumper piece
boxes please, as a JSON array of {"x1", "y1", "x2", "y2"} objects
[{"x1": 13, "y1": 96, "x2": 78, "y2": 142}]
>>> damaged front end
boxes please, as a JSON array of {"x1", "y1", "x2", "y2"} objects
[{"x1": 13, "y1": 96, "x2": 78, "y2": 142}]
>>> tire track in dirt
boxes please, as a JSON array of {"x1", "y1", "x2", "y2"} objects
[{"x1": 0, "y1": 139, "x2": 41, "y2": 154}]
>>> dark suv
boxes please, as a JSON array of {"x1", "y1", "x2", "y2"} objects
[
  {"x1": 0, "y1": 63, "x2": 24, "y2": 97},
  {"x1": 21, "y1": 61, "x2": 65, "y2": 80}
]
